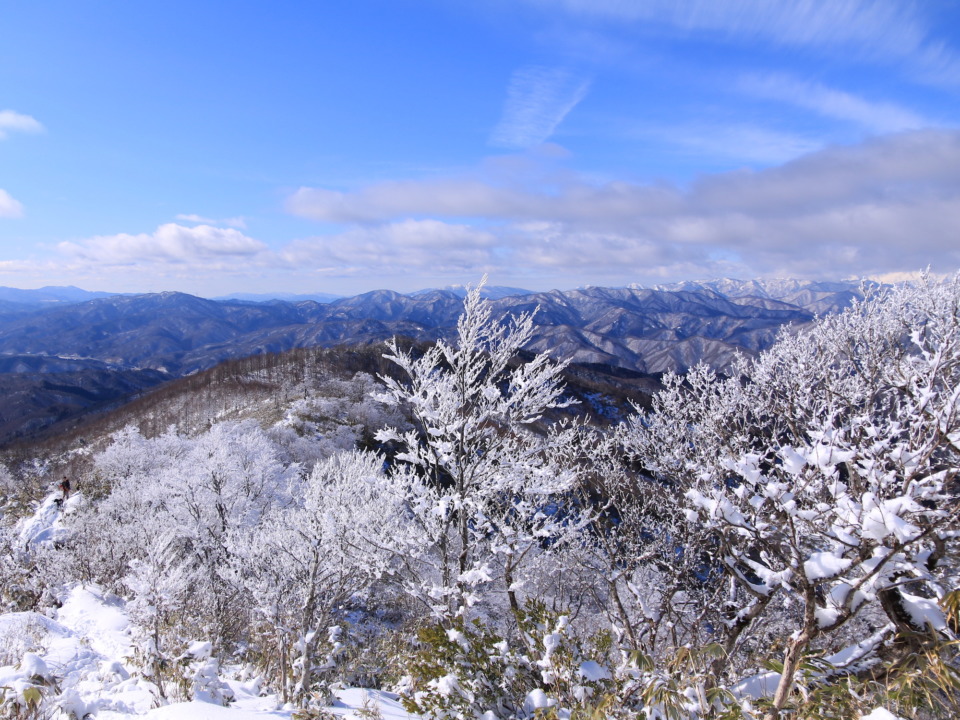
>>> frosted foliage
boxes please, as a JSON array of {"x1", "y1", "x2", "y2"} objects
[
  {"x1": 0, "y1": 521, "x2": 37, "y2": 612},
  {"x1": 123, "y1": 530, "x2": 197, "y2": 700},
  {"x1": 555, "y1": 431, "x2": 725, "y2": 658},
  {"x1": 93, "y1": 424, "x2": 172, "y2": 484},
  {"x1": 619, "y1": 273, "x2": 960, "y2": 715},
  {"x1": 228, "y1": 450, "x2": 402, "y2": 705},
  {"x1": 375, "y1": 278, "x2": 581, "y2": 620},
  {"x1": 56, "y1": 420, "x2": 296, "y2": 646},
  {"x1": 0, "y1": 463, "x2": 18, "y2": 506},
  {"x1": 270, "y1": 373, "x2": 409, "y2": 466},
  {"x1": 167, "y1": 420, "x2": 293, "y2": 541}
]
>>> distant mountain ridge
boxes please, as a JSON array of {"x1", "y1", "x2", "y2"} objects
[
  {"x1": 408, "y1": 284, "x2": 533, "y2": 300},
  {"x1": 214, "y1": 291, "x2": 343, "y2": 303},
  {"x1": 0, "y1": 278, "x2": 861, "y2": 377},
  {"x1": 0, "y1": 285, "x2": 121, "y2": 306},
  {"x1": 0, "y1": 283, "x2": 533, "y2": 308},
  {"x1": 648, "y1": 278, "x2": 873, "y2": 315},
  {"x1": 0, "y1": 278, "x2": 867, "y2": 444}
]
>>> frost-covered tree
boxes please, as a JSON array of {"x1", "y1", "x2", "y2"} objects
[
  {"x1": 123, "y1": 530, "x2": 196, "y2": 700},
  {"x1": 59, "y1": 421, "x2": 295, "y2": 654},
  {"x1": 157, "y1": 421, "x2": 295, "y2": 648},
  {"x1": 374, "y1": 278, "x2": 580, "y2": 624},
  {"x1": 268, "y1": 372, "x2": 411, "y2": 468},
  {"x1": 51, "y1": 426, "x2": 182, "y2": 592},
  {"x1": 620, "y1": 274, "x2": 960, "y2": 718},
  {"x1": 229, "y1": 450, "x2": 402, "y2": 705},
  {"x1": 557, "y1": 430, "x2": 723, "y2": 658}
]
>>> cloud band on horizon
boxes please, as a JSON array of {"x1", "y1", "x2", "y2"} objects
[{"x1": 284, "y1": 129, "x2": 960, "y2": 282}]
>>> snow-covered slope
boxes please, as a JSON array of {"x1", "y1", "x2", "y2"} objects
[{"x1": 1, "y1": 491, "x2": 419, "y2": 720}]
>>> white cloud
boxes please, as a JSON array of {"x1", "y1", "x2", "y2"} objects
[
  {"x1": 287, "y1": 180, "x2": 544, "y2": 224},
  {"x1": 176, "y1": 213, "x2": 247, "y2": 229},
  {"x1": 58, "y1": 223, "x2": 267, "y2": 266},
  {"x1": 489, "y1": 66, "x2": 590, "y2": 149},
  {"x1": 0, "y1": 110, "x2": 44, "y2": 140},
  {"x1": 0, "y1": 189, "x2": 24, "y2": 218},
  {"x1": 690, "y1": 130, "x2": 960, "y2": 215},
  {"x1": 741, "y1": 74, "x2": 933, "y2": 133},
  {"x1": 282, "y1": 219, "x2": 499, "y2": 275},
  {"x1": 285, "y1": 130, "x2": 960, "y2": 283},
  {"x1": 869, "y1": 269, "x2": 947, "y2": 284},
  {"x1": 0, "y1": 224, "x2": 278, "y2": 295}
]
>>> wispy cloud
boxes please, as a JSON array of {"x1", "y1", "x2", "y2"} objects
[
  {"x1": 0, "y1": 189, "x2": 24, "y2": 218},
  {"x1": 176, "y1": 213, "x2": 247, "y2": 229},
  {"x1": 528, "y1": 0, "x2": 960, "y2": 83},
  {"x1": 650, "y1": 122, "x2": 821, "y2": 165},
  {"x1": 741, "y1": 74, "x2": 933, "y2": 133},
  {"x1": 0, "y1": 110, "x2": 44, "y2": 140},
  {"x1": 489, "y1": 66, "x2": 591, "y2": 149},
  {"x1": 58, "y1": 223, "x2": 267, "y2": 266}
]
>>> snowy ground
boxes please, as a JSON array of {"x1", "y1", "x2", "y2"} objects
[
  {"x1": 0, "y1": 582, "x2": 418, "y2": 719},
  {"x1": 2, "y1": 492, "x2": 419, "y2": 719}
]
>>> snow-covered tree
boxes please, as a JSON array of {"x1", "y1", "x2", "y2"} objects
[
  {"x1": 229, "y1": 449, "x2": 402, "y2": 706},
  {"x1": 157, "y1": 421, "x2": 295, "y2": 648},
  {"x1": 374, "y1": 278, "x2": 581, "y2": 624},
  {"x1": 59, "y1": 421, "x2": 296, "y2": 655},
  {"x1": 268, "y1": 372, "x2": 410, "y2": 468},
  {"x1": 557, "y1": 429, "x2": 723, "y2": 658},
  {"x1": 46, "y1": 426, "x2": 179, "y2": 594},
  {"x1": 123, "y1": 529, "x2": 196, "y2": 700},
  {"x1": 620, "y1": 274, "x2": 960, "y2": 717}
]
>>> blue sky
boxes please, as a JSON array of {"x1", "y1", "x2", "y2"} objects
[{"x1": 2, "y1": 0, "x2": 959, "y2": 296}]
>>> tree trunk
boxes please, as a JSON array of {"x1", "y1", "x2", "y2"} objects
[
  {"x1": 294, "y1": 550, "x2": 322, "y2": 706},
  {"x1": 279, "y1": 631, "x2": 289, "y2": 705},
  {"x1": 294, "y1": 629, "x2": 323, "y2": 705},
  {"x1": 608, "y1": 578, "x2": 639, "y2": 651},
  {"x1": 764, "y1": 631, "x2": 810, "y2": 720}
]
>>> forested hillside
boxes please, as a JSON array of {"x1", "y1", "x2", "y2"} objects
[{"x1": 1, "y1": 277, "x2": 957, "y2": 720}]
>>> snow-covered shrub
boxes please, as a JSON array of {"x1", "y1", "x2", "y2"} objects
[
  {"x1": 399, "y1": 600, "x2": 624, "y2": 720},
  {"x1": 0, "y1": 464, "x2": 33, "y2": 519},
  {"x1": 0, "y1": 526, "x2": 38, "y2": 612},
  {"x1": 0, "y1": 460, "x2": 51, "y2": 523},
  {"x1": 399, "y1": 615, "x2": 535, "y2": 719},
  {"x1": 0, "y1": 652, "x2": 55, "y2": 720},
  {"x1": 0, "y1": 618, "x2": 49, "y2": 668},
  {"x1": 175, "y1": 641, "x2": 234, "y2": 706}
]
